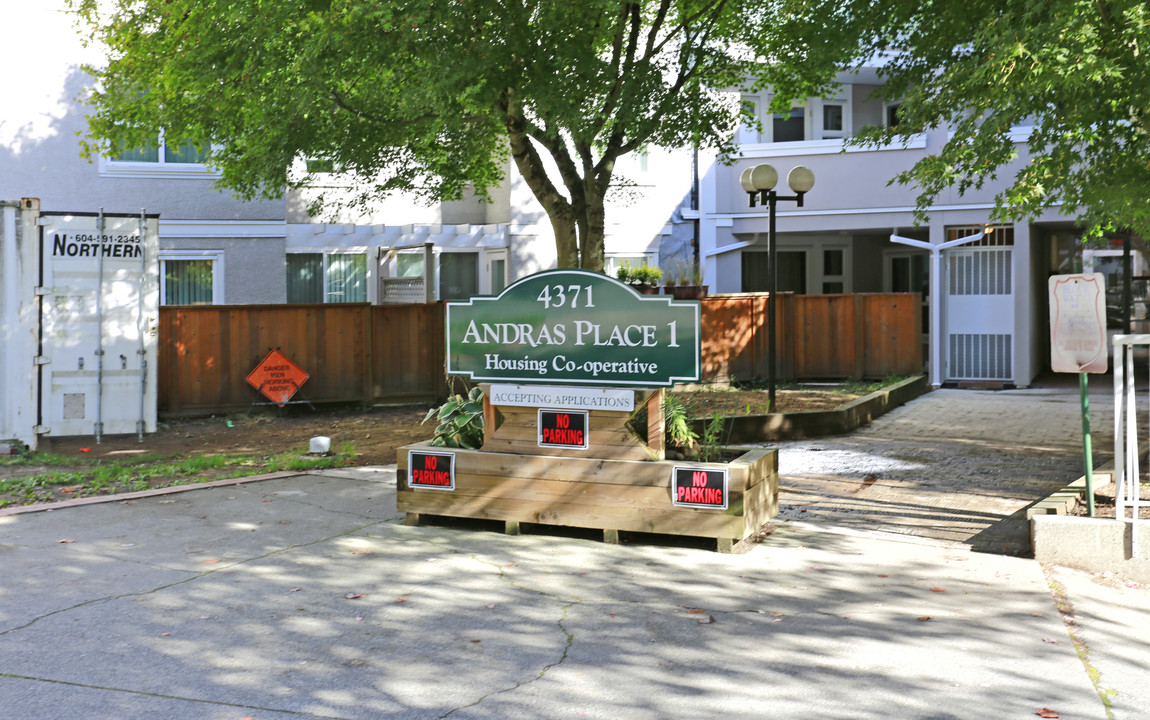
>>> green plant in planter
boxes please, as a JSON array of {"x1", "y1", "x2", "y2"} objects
[
  {"x1": 423, "y1": 386, "x2": 485, "y2": 449},
  {"x1": 663, "y1": 393, "x2": 698, "y2": 452},
  {"x1": 616, "y1": 261, "x2": 662, "y2": 288},
  {"x1": 636, "y1": 263, "x2": 662, "y2": 287}
]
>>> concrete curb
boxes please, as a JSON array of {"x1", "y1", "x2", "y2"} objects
[
  {"x1": 1033, "y1": 515, "x2": 1150, "y2": 582},
  {"x1": 0, "y1": 470, "x2": 305, "y2": 517},
  {"x1": 1029, "y1": 462, "x2": 1150, "y2": 582},
  {"x1": 690, "y1": 374, "x2": 929, "y2": 442}
]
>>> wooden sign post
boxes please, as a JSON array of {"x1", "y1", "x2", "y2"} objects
[{"x1": 398, "y1": 270, "x2": 778, "y2": 551}]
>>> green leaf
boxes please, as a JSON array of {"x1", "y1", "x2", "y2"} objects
[{"x1": 75, "y1": 0, "x2": 869, "y2": 271}]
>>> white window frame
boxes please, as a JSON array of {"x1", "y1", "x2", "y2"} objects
[
  {"x1": 774, "y1": 238, "x2": 853, "y2": 295},
  {"x1": 100, "y1": 129, "x2": 222, "y2": 180},
  {"x1": 389, "y1": 246, "x2": 511, "y2": 300},
  {"x1": 159, "y1": 251, "x2": 224, "y2": 305},
  {"x1": 484, "y1": 248, "x2": 509, "y2": 296},
  {"x1": 736, "y1": 90, "x2": 852, "y2": 146},
  {"x1": 737, "y1": 94, "x2": 764, "y2": 144},
  {"x1": 813, "y1": 88, "x2": 852, "y2": 140},
  {"x1": 820, "y1": 245, "x2": 850, "y2": 293},
  {"x1": 605, "y1": 253, "x2": 658, "y2": 278}
]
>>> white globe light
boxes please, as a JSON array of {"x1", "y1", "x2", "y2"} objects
[
  {"x1": 739, "y1": 167, "x2": 756, "y2": 193},
  {"x1": 749, "y1": 164, "x2": 779, "y2": 191},
  {"x1": 787, "y1": 166, "x2": 815, "y2": 193}
]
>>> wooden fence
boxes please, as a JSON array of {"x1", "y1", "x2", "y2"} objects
[
  {"x1": 700, "y1": 293, "x2": 923, "y2": 383},
  {"x1": 158, "y1": 303, "x2": 446, "y2": 417},
  {"x1": 158, "y1": 293, "x2": 920, "y2": 417}
]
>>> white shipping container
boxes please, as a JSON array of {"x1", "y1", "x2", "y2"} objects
[{"x1": 0, "y1": 200, "x2": 159, "y2": 450}]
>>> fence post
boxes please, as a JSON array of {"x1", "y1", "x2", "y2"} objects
[
  {"x1": 853, "y1": 294, "x2": 866, "y2": 378},
  {"x1": 364, "y1": 304, "x2": 374, "y2": 408}
]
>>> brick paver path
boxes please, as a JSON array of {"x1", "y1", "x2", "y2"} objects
[{"x1": 774, "y1": 382, "x2": 1119, "y2": 555}]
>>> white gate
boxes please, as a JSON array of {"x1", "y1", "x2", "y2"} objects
[
  {"x1": 37, "y1": 211, "x2": 159, "y2": 440},
  {"x1": 945, "y1": 238, "x2": 1015, "y2": 382}
]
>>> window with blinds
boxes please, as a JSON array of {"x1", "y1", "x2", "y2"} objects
[
  {"x1": 114, "y1": 134, "x2": 210, "y2": 165},
  {"x1": 162, "y1": 259, "x2": 214, "y2": 305},
  {"x1": 286, "y1": 254, "x2": 324, "y2": 303},
  {"x1": 326, "y1": 254, "x2": 367, "y2": 303},
  {"x1": 287, "y1": 253, "x2": 366, "y2": 303}
]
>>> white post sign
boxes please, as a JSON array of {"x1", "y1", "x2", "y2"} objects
[{"x1": 1049, "y1": 273, "x2": 1108, "y2": 374}]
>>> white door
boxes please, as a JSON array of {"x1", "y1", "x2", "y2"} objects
[
  {"x1": 945, "y1": 245, "x2": 1014, "y2": 381},
  {"x1": 38, "y1": 212, "x2": 159, "y2": 438},
  {"x1": 485, "y1": 248, "x2": 508, "y2": 295}
]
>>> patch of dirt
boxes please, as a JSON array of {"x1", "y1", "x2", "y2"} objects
[
  {"x1": 1, "y1": 385, "x2": 869, "y2": 507},
  {"x1": 1071, "y1": 482, "x2": 1150, "y2": 519},
  {"x1": 672, "y1": 387, "x2": 865, "y2": 417},
  {"x1": 51, "y1": 405, "x2": 433, "y2": 463},
  {"x1": 0, "y1": 405, "x2": 433, "y2": 487}
]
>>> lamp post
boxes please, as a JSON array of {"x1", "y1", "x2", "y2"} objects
[{"x1": 739, "y1": 164, "x2": 815, "y2": 410}]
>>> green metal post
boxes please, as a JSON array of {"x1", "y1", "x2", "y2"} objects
[{"x1": 1079, "y1": 372, "x2": 1095, "y2": 517}]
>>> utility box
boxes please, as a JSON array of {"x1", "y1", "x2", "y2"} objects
[{"x1": 0, "y1": 199, "x2": 159, "y2": 450}]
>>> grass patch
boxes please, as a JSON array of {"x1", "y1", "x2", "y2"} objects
[{"x1": 0, "y1": 446, "x2": 357, "y2": 509}]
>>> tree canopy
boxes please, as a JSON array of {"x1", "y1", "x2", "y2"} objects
[
  {"x1": 851, "y1": 0, "x2": 1150, "y2": 240},
  {"x1": 72, "y1": 0, "x2": 862, "y2": 270}
]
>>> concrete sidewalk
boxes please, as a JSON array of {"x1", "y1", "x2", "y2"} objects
[
  {"x1": 772, "y1": 383, "x2": 1119, "y2": 555},
  {"x1": 0, "y1": 466, "x2": 1142, "y2": 719}
]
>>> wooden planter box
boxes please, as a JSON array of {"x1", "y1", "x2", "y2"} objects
[{"x1": 397, "y1": 443, "x2": 778, "y2": 552}]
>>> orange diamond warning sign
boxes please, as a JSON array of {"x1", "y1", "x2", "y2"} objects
[{"x1": 246, "y1": 349, "x2": 309, "y2": 406}]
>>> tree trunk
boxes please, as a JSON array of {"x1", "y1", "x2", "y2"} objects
[
  {"x1": 549, "y1": 208, "x2": 581, "y2": 268},
  {"x1": 581, "y1": 187, "x2": 607, "y2": 272}
]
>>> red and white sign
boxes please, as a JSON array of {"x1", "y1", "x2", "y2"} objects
[
  {"x1": 1049, "y1": 273, "x2": 1108, "y2": 374},
  {"x1": 408, "y1": 450, "x2": 456, "y2": 490},
  {"x1": 246, "y1": 349, "x2": 310, "y2": 406}
]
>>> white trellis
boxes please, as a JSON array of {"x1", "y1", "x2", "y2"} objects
[{"x1": 1112, "y1": 334, "x2": 1150, "y2": 554}]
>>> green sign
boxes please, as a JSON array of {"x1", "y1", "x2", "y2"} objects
[{"x1": 446, "y1": 269, "x2": 700, "y2": 387}]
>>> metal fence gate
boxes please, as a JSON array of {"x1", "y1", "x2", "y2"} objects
[
  {"x1": 945, "y1": 227, "x2": 1015, "y2": 382},
  {"x1": 1113, "y1": 334, "x2": 1149, "y2": 555}
]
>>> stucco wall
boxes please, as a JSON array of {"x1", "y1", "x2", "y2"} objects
[{"x1": 159, "y1": 236, "x2": 287, "y2": 305}]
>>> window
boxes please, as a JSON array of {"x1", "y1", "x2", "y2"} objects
[
  {"x1": 737, "y1": 95, "x2": 763, "y2": 144},
  {"x1": 286, "y1": 254, "x2": 324, "y2": 303},
  {"x1": 606, "y1": 255, "x2": 653, "y2": 277},
  {"x1": 822, "y1": 248, "x2": 846, "y2": 293},
  {"x1": 772, "y1": 108, "x2": 805, "y2": 142},
  {"x1": 740, "y1": 251, "x2": 807, "y2": 294},
  {"x1": 439, "y1": 252, "x2": 479, "y2": 300},
  {"x1": 885, "y1": 103, "x2": 902, "y2": 128},
  {"x1": 396, "y1": 253, "x2": 425, "y2": 278},
  {"x1": 738, "y1": 88, "x2": 852, "y2": 144},
  {"x1": 286, "y1": 252, "x2": 367, "y2": 303},
  {"x1": 304, "y1": 157, "x2": 347, "y2": 174},
  {"x1": 491, "y1": 258, "x2": 507, "y2": 294},
  {"x1": 102, "y1": 131, "x2": 217, "y2": 178},
  {"x1": 160, "y1": 254, "x2": 222, "y2": 305},
  {"x1": 113, "y1": 132, "x2": 209, "y2": 164},
  {"x1": 820, "y1": 104, "x2": 846, "y2": 139}
]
